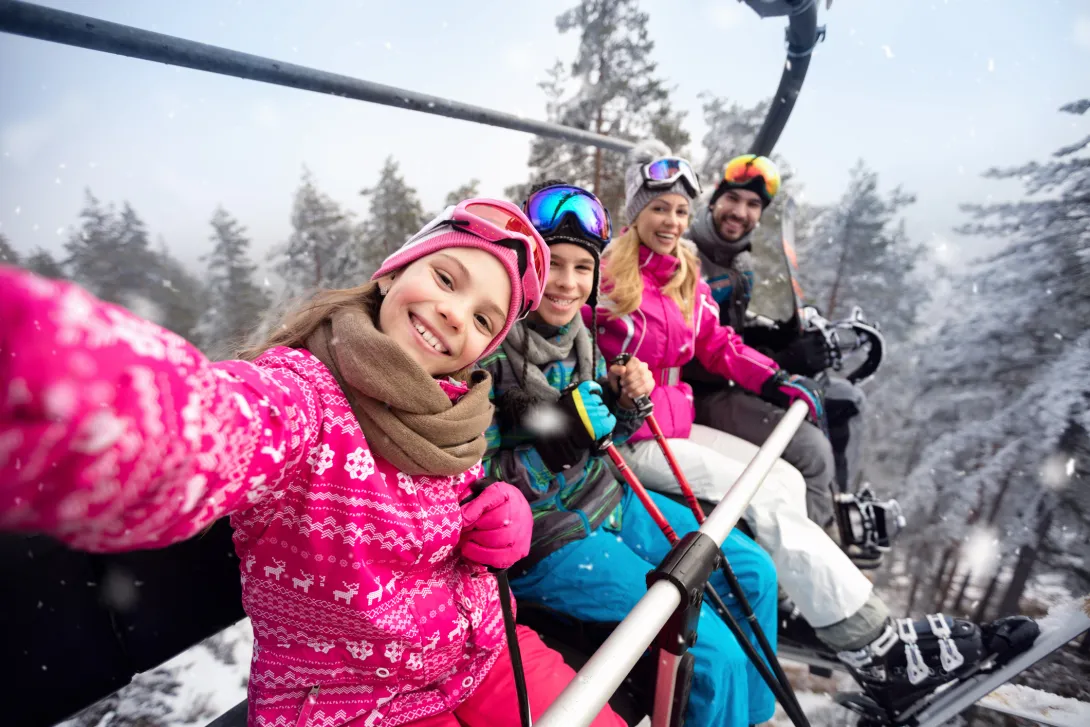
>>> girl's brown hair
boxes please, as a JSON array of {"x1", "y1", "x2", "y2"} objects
[
  {"x1": 236, "y1": 281, "x2": 381, "y2": 361},
  {"x1": 600, "y1": 223, "x2": 700, "y2": 324}
]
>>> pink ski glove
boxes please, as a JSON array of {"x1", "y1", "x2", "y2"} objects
[{"x1": 459, "y1": 480, "x2": 532, "y2": 570}]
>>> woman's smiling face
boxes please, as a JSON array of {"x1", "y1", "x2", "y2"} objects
[{"x1": 636, "y1": 193, "x2": 691, "y2": 255}]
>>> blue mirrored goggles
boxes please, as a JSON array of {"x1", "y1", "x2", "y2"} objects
[{"x1": 523, "y1": 185, "x2": 612, "y2": 245}]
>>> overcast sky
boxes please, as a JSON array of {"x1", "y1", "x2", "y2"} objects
[{"x1": 2, "y1": 0, "x2": 1087, "y2": 272}]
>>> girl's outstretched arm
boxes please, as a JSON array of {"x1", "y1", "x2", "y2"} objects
[{"x1": 0, "y1": 266, "x2": 320, "y2": 552}]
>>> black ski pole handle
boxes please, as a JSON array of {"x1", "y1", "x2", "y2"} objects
[{"x1": 609, "y1": 353, "x2": 654, "y2": 416}]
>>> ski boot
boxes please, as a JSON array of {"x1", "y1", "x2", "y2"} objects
[
  {"x1": 831, "y1": 483, "x2": 905, "y2": 570},
  {"x1": 834, "y1": 614, "x2": 1039, "y2": 725}
]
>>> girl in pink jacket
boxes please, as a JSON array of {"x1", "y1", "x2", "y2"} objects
[{"x1": 0, "y1": 199, "x2": 624, "y2": 727}]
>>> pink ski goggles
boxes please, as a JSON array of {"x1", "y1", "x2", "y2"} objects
[{"x1": 407, "y1": 198, "x2": 549, "y2": 319}]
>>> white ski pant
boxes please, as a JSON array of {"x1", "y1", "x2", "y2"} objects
[{"x1": 618, "y1": 424, "x2": 874, "y2": 628}]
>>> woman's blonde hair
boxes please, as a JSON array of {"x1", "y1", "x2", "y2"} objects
[
  {"x1": 236, "y1": 281, "x2": 381, "y2": 361},
  {"x1": 600, "y1": 221, "x2": 701, "y2": 324}
]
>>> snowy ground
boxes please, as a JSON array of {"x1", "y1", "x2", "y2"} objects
[{"x1": 56, "y1": 620, "x2": 253, "y2": 727}]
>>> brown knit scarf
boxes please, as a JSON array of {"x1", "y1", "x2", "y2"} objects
[{"x1": 304, "y1": 290, "x2": 494, "y2": 476}]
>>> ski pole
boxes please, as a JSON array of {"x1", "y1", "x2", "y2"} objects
[
  {"x1": 599, "y1": 438, "x2": 811, "y2": 727},
  {"x1": 611, "y1": 354, "x2": 810, "y2": 727},
  {"x1": 495, "y1": 569, "x2": 532, "y2": 727},
  {"x1": 645, "y1": 411, "x2": 809, "y2": 725},
  {"x1": 462, "y1": 482, "x2": 532, "y2": 727}
]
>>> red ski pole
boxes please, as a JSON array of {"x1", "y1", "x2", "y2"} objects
[
  {"x1": 608, "y1": 355, "x2": 811, "y2": 727},
  {"x1": 600, "y1": 442, "x2": 678, "y2": 544},
  {"x1": 612, "y1": 353, "x2": 707, "y2": 523},
  {"x1": 645, "y1": 414, "x2": 707, "y2": 524}
]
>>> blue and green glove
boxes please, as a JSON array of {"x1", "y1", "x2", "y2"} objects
[{"x1": 532, "y1": 380, "x2": 616, "y2": 474}]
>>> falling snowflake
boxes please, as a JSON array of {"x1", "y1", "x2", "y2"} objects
[
  {"x1": 1041, "y1": 453, "x2": 1074, "y2": 490},
  {"x1": 344, "y1": 447, "x2": 375, "y2": 480},
  {"x1": 523, "y1": 403, "x2": 566, "y2": 437},
  {"x1": 961, "y1": 527, "x2": 1000, "y2": 574}
]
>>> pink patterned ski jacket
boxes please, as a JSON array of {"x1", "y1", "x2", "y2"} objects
[{"x1": 0, "y1": 267, "x2": 506, "y2": 727}]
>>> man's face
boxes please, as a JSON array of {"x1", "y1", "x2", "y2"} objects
[{"x1": 711, "y1": 188, "x2": 764, "y2": 242}]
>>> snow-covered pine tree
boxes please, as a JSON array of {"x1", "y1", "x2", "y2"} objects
[
  {"x1": 897, "y1": 99, "x2": 1090, "y2": 619},
  {"x1": 444, "y1": 179, "x2": 481, "y2": 208},
  {"x1": 696, "y1": 93, "x2": 771, "y2": 184},
  {"x1": 23, "y1": 247, "x2": 66, "y2": 279},
  {"x1": 0, "y1": 232, "x2": 18, "y2": 265},
  {"x1": 147, "y1": 238, "x2": 207, "y2": 343},
  {"x1": 508, "y1": 0, "x2": 690, "y2": 221},
  {"x1": 796, "y1": 160, "x2": 926, "y2": 341},
  {"x1": 195, "y1": 207, "x2": 270, "y2": 357},
  {"x1": 271, "y1": 169, "x2": 359, "y2": 295},
  {"x1": 65, "y1": 190, "x2": 126, "y2": 304},
  {"x1": 357, "y1": 156, "x2": 426, "y2": 278},
  {"x1": 113, "y1": 202, "x2": 157, "y2": 294}
]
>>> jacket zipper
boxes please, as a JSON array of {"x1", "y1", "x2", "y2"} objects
[{"x1": 295, "y1": 685, "x2": 320, "y2": 727}]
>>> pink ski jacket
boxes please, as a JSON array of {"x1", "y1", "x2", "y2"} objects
[
  {"x1": 0, "y1": 267, "x2": 506, "y2": 727},
  {"x1": 589, "y1": 246, "x2": 779, "y2": 441}
]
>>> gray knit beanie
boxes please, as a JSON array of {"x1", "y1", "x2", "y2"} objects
[{"x1": 623, "y1": 139, "x2": 697, "y2": 224}]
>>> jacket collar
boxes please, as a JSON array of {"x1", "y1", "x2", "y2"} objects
[{"x1": 638, "y1": 243, "x2": 681, "y2": 286}]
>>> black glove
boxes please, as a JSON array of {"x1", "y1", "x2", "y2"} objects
[
  {"x1": 499, "y1": 383, "x2": 614, "y2": 475},
  {"x1": 760, "y1": 370, "x2": 828, "y2": 434},
  {"x1": 772, "y1": 330, "x2": 832, "y2": 377}
]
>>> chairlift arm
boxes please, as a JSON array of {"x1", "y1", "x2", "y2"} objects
[{"x1": 740, "y1": 0, "x2": 825, "y2": 156}]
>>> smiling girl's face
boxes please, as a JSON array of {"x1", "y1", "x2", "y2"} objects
[{"x1": 378, "y1": 247, "x2": 512, "y2": 376}]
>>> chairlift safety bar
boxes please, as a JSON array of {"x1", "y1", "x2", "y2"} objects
[{"x1": 535, "y1": 401, "x2": 809, "y2": 727}]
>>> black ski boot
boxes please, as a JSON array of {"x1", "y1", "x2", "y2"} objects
[{"x1": 834, "y1": 614, "x2": 1039, "y2": 724}]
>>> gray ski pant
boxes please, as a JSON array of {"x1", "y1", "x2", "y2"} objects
[{"x1": 693, "y1": 385, "x2": 837, "y2": 528}]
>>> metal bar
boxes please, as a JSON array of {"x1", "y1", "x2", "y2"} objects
[
  {"x1": 0, "y1": 0, "x2": 635, "y2": 153},
  {"x1": 536, "y1": 401, "x2": 809, "y2": 727},
  {"x1": 700, "y1": 401, "x2": 808, "y2": 546}
]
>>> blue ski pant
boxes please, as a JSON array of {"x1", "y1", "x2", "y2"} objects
[{"x1": 511, "y1": 487, "x2": 778, "y2": 726}]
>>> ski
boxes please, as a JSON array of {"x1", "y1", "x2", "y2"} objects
[
  {"x1": 779, "y1": 195, "x2": 807, "y2": 331},
  {"x1": 778, "y1": 596, "x2": 1090, "y2": 727},
  {"x1": 976, "y1": 683, "x2": 1090, "y2": 727},
  {"x1": 911, "y1": 596, "x2": 1089, "y2": 727}
]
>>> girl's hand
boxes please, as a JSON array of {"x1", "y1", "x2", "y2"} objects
[
  {"x1": 459, "y1": 481, "x2": 532, "y2": 570},
  {"x1": 609, "y1": 356, "x2": 654, "y2": 410}
]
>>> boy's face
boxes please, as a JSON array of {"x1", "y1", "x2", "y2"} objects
[{"x1": 534, "y1": 243, "x2": 596, "y2": 327}]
